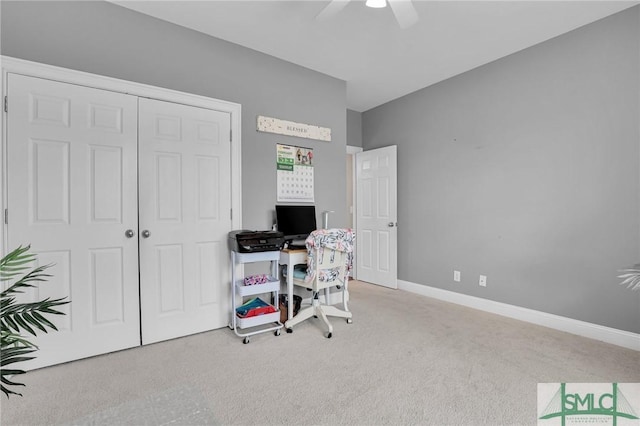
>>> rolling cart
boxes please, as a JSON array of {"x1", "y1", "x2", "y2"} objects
[{"x1": 229, "y1": 250, "x2": 283, "y2": 344}]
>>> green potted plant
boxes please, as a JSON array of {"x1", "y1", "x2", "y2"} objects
[
  {"x1": 618, "y1": 263, "x2": 640, "y2": 291},
  {"x1": 1, "y1": 245, "x2": 69, "y2": 398}
]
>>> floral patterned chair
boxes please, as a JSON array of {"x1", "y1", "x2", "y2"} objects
[{"x1": 284, "y1": 228, "x2": 355, "y2": 338}]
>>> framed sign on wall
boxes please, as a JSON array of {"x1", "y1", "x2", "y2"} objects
[{"x1": 258, "y1": 115, "x2": 331, "y2": 142}]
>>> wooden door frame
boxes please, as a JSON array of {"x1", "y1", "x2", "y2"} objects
[
  {"x1": 347, "y1": 145, "x2": 362, "y2": 280},
  {"x1": 1, "y1": 56, "x2": 243, "y2": 253}
]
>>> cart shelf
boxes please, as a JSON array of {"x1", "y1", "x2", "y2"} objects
[
  {"x1": 236, "y1": 310, "x2": 281, "y2": 329},
  {"x1": 235, "y1": 278, "x2": 280, "y2": 296},
  {"x1": 229, "y1": 250, "x2": 283, "y2": 344}
]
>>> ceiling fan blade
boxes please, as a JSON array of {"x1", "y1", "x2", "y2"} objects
[
  {"x1": 388, "y1": 0, "x2": 419, "y2": 29},
  {"x1": 316, "y1": 0, "x2": 351, "y2": 21}
]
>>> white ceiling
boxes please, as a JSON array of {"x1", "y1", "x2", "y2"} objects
[{"x1": 112, "y1": 0, "x2": 638, "y2": 112}]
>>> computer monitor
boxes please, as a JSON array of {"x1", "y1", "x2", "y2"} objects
[{"x1": 275, "y1": 205, "x2": 317, "y2": 246}]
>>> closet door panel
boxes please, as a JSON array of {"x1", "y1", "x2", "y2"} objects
[
  {"x1": 6, "y1": 74, "x2": 140, "y2": 369},
  {"x1": 138, "y1": 98, "x2": 232, "y2": 344}
]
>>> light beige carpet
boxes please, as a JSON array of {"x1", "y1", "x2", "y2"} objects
[{"x1": 1, "y1": 280, "x2": 638, "y2": 425}]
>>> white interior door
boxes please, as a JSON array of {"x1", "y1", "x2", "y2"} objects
[
  {"x1": 355, "y1": 145, "x2": 398, "y2": 289},
  {"x1": 6, "y1": 74, "x2": 141, "y2": 368},
  {"x1": 138, "y1": 98, "x2": 232, "y2": 344}
]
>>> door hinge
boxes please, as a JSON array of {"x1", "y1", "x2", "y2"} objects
[
  {"x1": 229, "y1": 129, "x2": 232, "y2": 142},
  {"x1": 4, "y1": 96, "x2": 7, "y2": 113},
  {"x1": 4, "y1": 209, "x2": 7, "y2": 225},
  {"x1": 230, "y1": 208, "x2": 233, "y2": 220}
]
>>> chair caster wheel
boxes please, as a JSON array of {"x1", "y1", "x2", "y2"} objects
[
  {"x1": 243, "y1": 337, "x2": 250, "y2": 344},
  {"x1": 347, "y1": 318, "x2": 353, "y2": 324},
  {"x1": 275, "y1": 329, "x2": 281, "y2": 336},
  {"x1": 286, "y1": 328, "x2": 293, "y2": 334},
  {"x1": 325, "y1": 332, "x2": 332, "y2": 339}
]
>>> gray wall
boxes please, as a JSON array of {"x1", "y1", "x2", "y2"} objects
[
  {"x1": 347, "y1": 109, "x2": 363, "y2": 147},
  {"x1": 363, "y1": 7, "x2": 640, "y2": 333},
  {"x1": 0, "y1": 0, "x2": 348, "y2": 230}
]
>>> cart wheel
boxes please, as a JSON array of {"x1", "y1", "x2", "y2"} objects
[
  {"x1": 347, "y1": 318, "x2": 353, "y2": 324},
  {"x1": 243, "y1": 337, "x2": 250, "y2": 344},
  {"x1": 286, "y1": 328, "x2": 293, "y2": 334},
  {"x1": 325, "y1": 332, "x2": 332, "y2": 339},
  {"x1": 275, "y1": 329, "x2": 281, "y2": 336}
]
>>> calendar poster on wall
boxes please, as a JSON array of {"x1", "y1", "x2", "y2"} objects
[{"x1": 276, "y1": 143, "x2": 314, "y2": 202}]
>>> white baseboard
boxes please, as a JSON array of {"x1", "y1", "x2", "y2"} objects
[{"x1": 397, "y1": 280, "x2": 640, "y2": 351}]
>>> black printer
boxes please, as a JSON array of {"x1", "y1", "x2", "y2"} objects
[{"x1": 228, "y1": 230, "x2": 285, "y2": 253}]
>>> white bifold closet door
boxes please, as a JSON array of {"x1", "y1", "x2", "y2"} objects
[
  {"x1": 6, "y1": 74, "x2": 233, "y2": 368},
  {"x1": 7, "y1": 74, "x2": 141, "y2": 368},
  {"x1": 138, "y1": 98, "x2": 231, "y2": 344}
]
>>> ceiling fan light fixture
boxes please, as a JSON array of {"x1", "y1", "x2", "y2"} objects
[{"x1": 366, "y1": 0, "x2": 387, "y2": 9}]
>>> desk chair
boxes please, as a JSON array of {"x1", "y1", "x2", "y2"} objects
[{"x1": 285, "y1": 228, "x2": 354, "y2": 338}]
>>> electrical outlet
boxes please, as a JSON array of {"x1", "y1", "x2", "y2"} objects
[
  {"x1": 479, "y1": 275, "x2": 487, "y2": 287},
  {"x1": 453, "y1": 270, "x2": 461, "y2": 282}
]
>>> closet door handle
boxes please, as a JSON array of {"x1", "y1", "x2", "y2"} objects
[
  {"x1": 125, "y1": 229, "x2": 135, "y2": 238},
  {"x1": 141, "y1": 230, "x2": 151, "y2": 238}
]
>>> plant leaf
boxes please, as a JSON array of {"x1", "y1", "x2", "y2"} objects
[
  {"x1": 1, "y1": 372, "x2": 26, "y2": 384},
  {"x1": 12, "y1": 314, "x2": 36, "y2": 336},
  {"x1": 31, "y1": 311, "x2": 56, "y2": 330},
  {"x1": 22, "y1": 312, "x2": 47, "y2": 333},
  {"x1": 1, "y1": 245, "x2": 68, "y2": 398}
]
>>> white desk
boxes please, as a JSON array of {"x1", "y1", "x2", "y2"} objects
[{"x1": 279, "y1": 249, "x2": 307, "y2": 321}]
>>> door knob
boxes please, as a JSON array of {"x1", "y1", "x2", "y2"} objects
[
  {"x1": 388, "y1": 222, "x2": 395, "y2": 227},
  {"x1": 125, "y1": 229, "x2": 135, "y2": 238},
  {"x1": 141, "y1": 230, "x2": 151, "y2": 238}
]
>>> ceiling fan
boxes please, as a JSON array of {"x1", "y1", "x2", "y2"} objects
[{"x1": 316, "y1": 0, "x2": 419, "y2": 29}]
